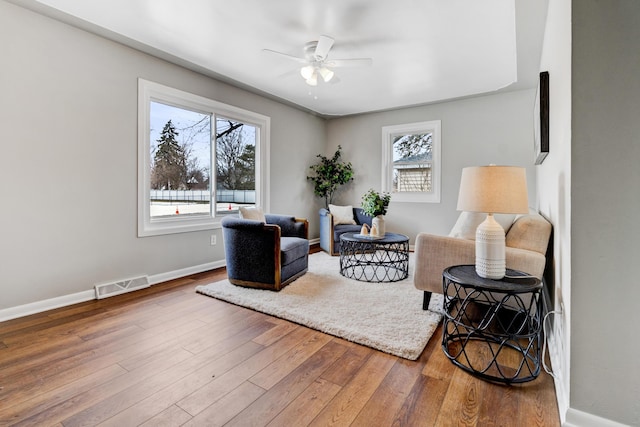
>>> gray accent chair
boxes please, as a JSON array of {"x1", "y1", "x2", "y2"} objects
[
  {"x1": 221, "y1": 214, "x2": 309, "y2": 291},
  {"x1": 319, "y1": 207, "x2": 373, "y2": 255}
]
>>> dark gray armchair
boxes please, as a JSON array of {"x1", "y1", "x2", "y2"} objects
[
  {"x1": 319, "y1": 207, "x2": 373, "y2": 255},
  {"x1": 221, "y1": 214, "x2": 309, "y2": 291}
]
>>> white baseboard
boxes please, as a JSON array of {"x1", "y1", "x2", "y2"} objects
[
  {"x1": 0, "y1": 260, "x2": 227, "y2": 322},
  {"x1": 0, "y1": 290, "x2": 96, "y2": 322},
  {"x1": 564, "y1": 408, "x2": 630, "y2": 427},
  {"x1": 148, "y1": 260, "x2": 226, "y2": 285}
]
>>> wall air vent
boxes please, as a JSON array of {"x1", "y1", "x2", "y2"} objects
[{"x1": 94, "y1": 276, "x2": 150, "y2": 299}]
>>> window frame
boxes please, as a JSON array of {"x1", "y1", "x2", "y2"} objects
[
  {"x1": 381, "y1": 120, "x2": 441, "y2": 203},
  {"x1": 138, "y1": 79, "x2": 270, "y2": 237}
]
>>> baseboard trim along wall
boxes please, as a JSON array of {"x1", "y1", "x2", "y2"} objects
[
  {"x1": 0, "y1": 260, "x2": 227, "y2": 322},
  {"x1": 0, "y1": 289, "x2": 97, "y2": 323},
  {"x1": 149, "y1": 260, "x2": 226, "y2": 287},
  {"x1": 564, "y1": 408, "x2": 630, "y2": 427}
]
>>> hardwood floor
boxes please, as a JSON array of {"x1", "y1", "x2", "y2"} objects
[{"x1": 0, "y1": 255, "x2": 560, "y2": 426}]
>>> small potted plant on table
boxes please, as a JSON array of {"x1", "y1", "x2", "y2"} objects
[{"x1": 361, "y1": 189, "x2": 391, "y2": 237}]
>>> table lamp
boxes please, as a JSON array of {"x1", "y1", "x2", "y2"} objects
[{"x1": 456, "y1": 165, "x2": 529, "y2": 279}]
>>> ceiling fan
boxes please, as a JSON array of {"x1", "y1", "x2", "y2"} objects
[{"x1": 264, "y1": 35, "x2": 373, "y2": 86}]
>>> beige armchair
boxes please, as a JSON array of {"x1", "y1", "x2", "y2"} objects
[{"x1": 414, "y1": 212, "x2": 552, "y2": 310}]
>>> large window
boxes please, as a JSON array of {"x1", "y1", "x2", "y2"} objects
[
  {"x1": 381, "y1": 120, "x2": 441, "y2": 203},
  {"x1": 138, "y1": 79, "x2": 270, "y2": 236}
]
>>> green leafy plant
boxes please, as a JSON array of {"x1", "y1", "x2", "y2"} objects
[
  {"x1": 307, "y1": 145, "x2": 354, "y2": 208},
  {"x1": 361, "y1": 189, "x2": 391, "y2": 217}
]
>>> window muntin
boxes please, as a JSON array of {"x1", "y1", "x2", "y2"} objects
[
  {"x1": 382, "y1": 120, "x2": 441, "y2": 203},
  {"x1": 138, "y1": 79, "x2": 269, "y2": 236}
]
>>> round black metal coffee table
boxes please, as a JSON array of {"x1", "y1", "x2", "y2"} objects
[
  {"x1": 442, "y1": 265, "x2": 543, "y2": 384},
  {"x1": 339, "y1": 232, "x2": 409, "y2": 282}
]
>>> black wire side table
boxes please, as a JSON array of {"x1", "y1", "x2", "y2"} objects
[
  {"x1": 442, "y1": 265, "x2": 543, "y2": 384},
  {"x1": 339, "y1": 232, "x2": 409, "y2": 282}
]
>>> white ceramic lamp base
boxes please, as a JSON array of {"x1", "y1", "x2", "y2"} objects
[{"x1": 475, "y1": 214, "x2": 506, "y2": 279}]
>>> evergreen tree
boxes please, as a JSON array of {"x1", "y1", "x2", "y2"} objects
[
  {"x1": 151, "y1": 120, "x2": 188, "y2": 190},
  {"x1": 237, "y1": 144, "x2": 255, "y2": 190}
]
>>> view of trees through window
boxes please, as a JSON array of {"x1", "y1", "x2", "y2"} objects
[
  {"x1": 149, "y1": 101, "x2": 256, "y2": 218},
  {"x1": 392, "y1": 132, "x2": 433, "y2": 192},
  {"x1": 215, "y1": 117, "x2": 256, "y2": 212}
]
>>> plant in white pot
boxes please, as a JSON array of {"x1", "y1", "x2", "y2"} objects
[{"x1": 361, "y1": 189, "x2": 391, "y2": 237}]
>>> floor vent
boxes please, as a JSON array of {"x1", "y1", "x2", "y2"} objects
[{"x1": 94, "y1": 276, "x2": 150, "y2": 299}]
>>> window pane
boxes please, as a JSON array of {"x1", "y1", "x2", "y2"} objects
[
  {"x1": 215, "y1": 116, "x2": 256, "y2": 214},
  {"x1": 392, "y1": 132, "x2": 433, "y2": 193},
  {"x1": 149, "y1": 101, "x2": 211, "y2": 219}
]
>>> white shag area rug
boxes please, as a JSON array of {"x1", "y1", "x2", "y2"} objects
[{"x1": 196, "y1": 251, "x2": 444, "y2": 360}]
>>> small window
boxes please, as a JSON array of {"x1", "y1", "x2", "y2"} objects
[
  {"x1": 381, "y1": 120, "x2": 441, "y2": 203},
  {"x1": 138, "y1": 79, "x2": 269, "y2": 236}
]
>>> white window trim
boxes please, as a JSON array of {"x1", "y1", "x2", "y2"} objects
[
  {"x1": 381, "y1": 120, "x2": 441, "y2": 203},
  {"x1": 138, "y1": 79, "x2": 270, "y2": 237}
]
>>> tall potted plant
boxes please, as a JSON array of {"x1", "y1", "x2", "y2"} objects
[
  {"x1": 307, "y1": 145, "x2": 354, "y2": 208},
  {"x1": 361, "y1": 189, "x2": 391, "y2": 236}
]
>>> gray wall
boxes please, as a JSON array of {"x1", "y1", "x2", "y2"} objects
[
  {"x1": 0, "y1": 1, "x2": 325, "y2": 310},
  {"x1": 571, "y1": 1, "x2": 640, "y2": 424},
  {"x1": 325, "y1": 90, "x2": 538, "y2": 242}
]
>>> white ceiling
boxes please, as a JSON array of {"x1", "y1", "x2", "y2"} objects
[{"x1": 12, "y1": 0, "x2": 548, "y2": 117}]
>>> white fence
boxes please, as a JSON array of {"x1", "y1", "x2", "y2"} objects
[{"x1": 150, "y1": 189, "x2": 255, "y2": 204}]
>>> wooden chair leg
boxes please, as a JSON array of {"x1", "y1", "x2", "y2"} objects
[{"x1": 422, "y1": 291, "x2": 432, "y2": 311}]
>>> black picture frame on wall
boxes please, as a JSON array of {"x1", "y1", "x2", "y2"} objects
[{"x1": 534, "y1": 71, "x2": 549, "y2": 165}]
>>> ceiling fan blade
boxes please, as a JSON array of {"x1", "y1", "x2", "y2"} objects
[
  {"x1": 326, "y1": 58, "x2": 373, "y2": 68},
  {"x1": 262, "y1": 49, "x2": 308, "y2": 64},
  {"x1": 315, "y1": 35, "x2": 335, "y2": 59}
]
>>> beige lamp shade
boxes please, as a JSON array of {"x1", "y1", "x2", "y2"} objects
[
  {"x1": 456, "y1": 165, "x2": 529, "y2": 279},
  {"x1": 457, "y1": 165, "x2": 529, "y2": 214}
]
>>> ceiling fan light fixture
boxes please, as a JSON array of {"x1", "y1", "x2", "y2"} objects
[
  {"x1": 266, "y1": 35, "x2": 373, "y2": 88},
  {"x1": 318, "y1": 67, "x2": 334, "y2": 82},
  {"x1": 306, "y1": 71, "x2": 318, "y2": 86},
  {"x1": 300, "y1": 65, "x2": 315, "y2": 80}
]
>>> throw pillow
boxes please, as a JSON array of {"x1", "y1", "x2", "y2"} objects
[
  {"x1": 329, "y1": 204, "x2": 356, "y2": 225},
  {"x1": 449, "y1": 211, "x2": 486, "y2": 240},
  {"x1": 449, "y1": 212, "x2": 516, "y2": 240},
  {"x1": 495, "y1": 213, "x2": 517, "y2": 234},
  {"x1": 239, "y1": 206, "x2": 266, "y2": 222}
]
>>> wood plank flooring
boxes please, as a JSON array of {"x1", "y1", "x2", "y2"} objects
[{"x1": 0, "y1": 252, "x2": 560, "y2": 426}]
